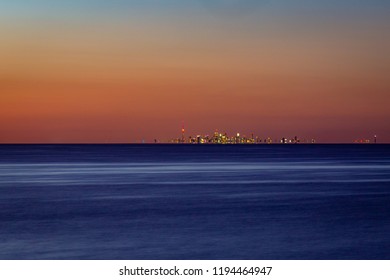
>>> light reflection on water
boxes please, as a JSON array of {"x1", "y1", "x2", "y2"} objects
[{"x1": 1, "y1": 161, "x2": 389, "y2": 186}]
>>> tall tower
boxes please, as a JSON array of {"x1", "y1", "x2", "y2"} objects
[{"x1": 181, "y1": 121, "x2": 185, "y2": 143}]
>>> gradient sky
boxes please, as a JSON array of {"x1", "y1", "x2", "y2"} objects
[{"x1": 1, "y1": 0, "x2": 389, "y2": 143}]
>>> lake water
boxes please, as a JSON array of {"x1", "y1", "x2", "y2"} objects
[{"x1": 0, "y1": 144, "x2": 389, "y2": 259}]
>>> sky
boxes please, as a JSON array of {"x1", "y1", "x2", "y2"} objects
[{"x1": 1, "y1": 0, "x2": 389, "y2": 143}]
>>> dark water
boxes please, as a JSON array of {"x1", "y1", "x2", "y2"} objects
[{"x1": 0, "y1": 144, "x2": 389, "y2": 260}]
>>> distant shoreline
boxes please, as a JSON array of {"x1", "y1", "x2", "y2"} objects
[{"x1": 0, "y1": 143, "x2": 388, "y2": 145}]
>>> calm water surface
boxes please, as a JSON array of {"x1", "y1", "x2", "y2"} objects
[{"x1": 0, "y1": 144, "x2": 389, "y2": 259}]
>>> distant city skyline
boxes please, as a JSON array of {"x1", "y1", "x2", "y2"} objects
[
  {"x1": 168, "y1": 126, "x2": 316, "y2": 144},
  {"x1": 149, "y1": 124, "x2": 379, "y2": 144},
  {"x1": 0, "y1": 1, "x2": 389, "y2": 143}
]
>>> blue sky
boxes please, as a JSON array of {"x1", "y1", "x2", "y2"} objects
[{"x1": 1, "y1": 0, "x2": 389, "y2": 17}]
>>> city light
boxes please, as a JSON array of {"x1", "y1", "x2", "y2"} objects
[{"x1": 169, "y1": 128, "x2": 315, "y2": 144}]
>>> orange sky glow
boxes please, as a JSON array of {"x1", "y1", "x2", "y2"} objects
[{"x1": 1, "y1": 1, "x2": 389, "y2": 143}]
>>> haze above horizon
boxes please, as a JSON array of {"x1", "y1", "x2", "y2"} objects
[{"x1": 1, "y1": 1, "x2": 389, "y2": 143}]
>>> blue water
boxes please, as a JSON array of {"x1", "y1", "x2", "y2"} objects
[{"x1": 0, "y1": 144, "x2": 389, "y2": 260}]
